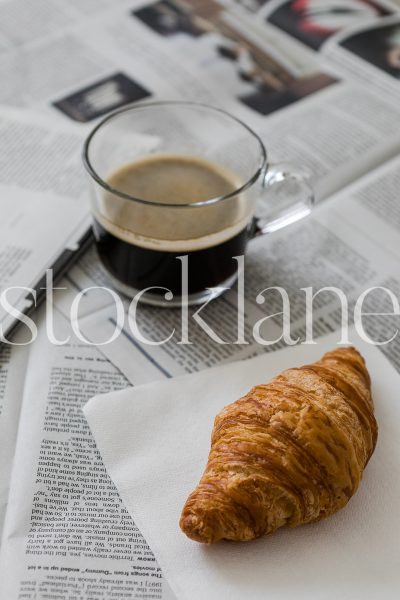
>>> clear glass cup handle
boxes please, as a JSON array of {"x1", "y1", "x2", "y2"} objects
[{"x1": 254, "y1": 162, "x2": 314, "y2": 236}]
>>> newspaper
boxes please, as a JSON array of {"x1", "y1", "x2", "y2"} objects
[
  {"x1": 0, "y1": 312, "x2": 174, "y2": 600},
  {"x1": 0, "y1": 107, "x2": 89, "y2": 339},
  {"x1": 1, "y1": 0, "x2": 400, "y2": 598},
  {"x1": 3, "y1": 155, "x2": 400, "y2": 598},
  {"x1": 1, "y1": 0, "x2": 400, "y2": 197},
  {"x1": 3, "y1": 0, "x2": 400, "y2": 326},
  {"x1": 0, "y1": 338, "x2": 28, "y2": 536}
]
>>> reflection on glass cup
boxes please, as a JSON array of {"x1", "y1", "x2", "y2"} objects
[{"x1": 83, "y1": 101, "x2": 313, "y2": 306}]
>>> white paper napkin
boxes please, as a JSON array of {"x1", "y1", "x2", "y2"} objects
[{"x1": 84, "y1": 335, "x2": 400, "y2": 600}]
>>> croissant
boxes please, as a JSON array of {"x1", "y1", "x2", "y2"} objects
[{"x1": 180, "y1": 347, "x2": 378, "y2": 543}]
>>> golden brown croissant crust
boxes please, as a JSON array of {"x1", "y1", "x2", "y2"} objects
[{"x1": 180, "y1": 347, "x2": 377, "y2": 543}]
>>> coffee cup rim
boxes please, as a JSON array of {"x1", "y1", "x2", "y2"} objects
[{"x1": 82, "y1": 100, "x2": 267, "y2": 208}]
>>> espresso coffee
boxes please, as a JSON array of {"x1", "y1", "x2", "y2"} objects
[{"x1": 92, "y1": 154, "x2": 252, "y2": 297}]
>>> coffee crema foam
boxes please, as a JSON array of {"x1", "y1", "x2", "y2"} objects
[{"x1": 95, "y1": 154, "x2": 252, "y2": 252}]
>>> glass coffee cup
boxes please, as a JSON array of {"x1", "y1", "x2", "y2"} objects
[{"x1": 83, "y1": 101, "x2": 313, "y2": 306}]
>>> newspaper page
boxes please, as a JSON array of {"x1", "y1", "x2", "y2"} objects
[
  {"x1": 0, "y1": 314, "x2": 174, "y2": 600},
  {"x1": 0, "y1": 0, "x2": 235, "y2": 119},
  {"x1": 1, "y1": 0, "x2": 400, "y2": 200},
  {"x1": 0, "y1": 106, "x2": 90, "y2": 340},
  {"x1": 294, "y1": 154, "x2": 400, "y2": 370},
  {"x1": 0, "y1": 340, "x2": 29, "y2": 537},
  {"x1": 53, "y1": 152, "x2": 400, "y2": 384},
  {"x1": 0, "y1": 0, "x2": 138, "y2": 114},
  {"x1": 124, "y1": 0, "x2": 400, "y2": 199}
]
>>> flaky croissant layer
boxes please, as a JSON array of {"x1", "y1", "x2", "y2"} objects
[{"x1": 180, "y1": 347, "x2": 378, "y2": 543}]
